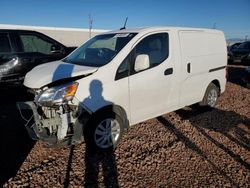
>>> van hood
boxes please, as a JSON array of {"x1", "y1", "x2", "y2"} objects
[{"x1": 24, "y1": 60, "x2": 98, "y2": 88}]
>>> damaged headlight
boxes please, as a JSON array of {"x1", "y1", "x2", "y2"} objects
[{"x1": 36, "y1": 82, "x2": 78, "y2": 106}]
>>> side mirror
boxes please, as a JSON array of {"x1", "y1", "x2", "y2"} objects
[
  {"x1": 51, "y1": 44, "x2": 61, "y2": 54},
  {"x1": 134, "y1": 54, "x2": 150, "y2": 72}
]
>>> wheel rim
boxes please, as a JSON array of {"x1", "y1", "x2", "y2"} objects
[
  {"x1": 207, "y1": 89, "x2": 218, "y2": 107},
  {"x1": 94, "y1": 118, "x2": 121, "y2": 149}
]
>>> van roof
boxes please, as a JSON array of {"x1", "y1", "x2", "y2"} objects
[{"x1": 105, "y1": 26, "x2": 223, "y2": 34}]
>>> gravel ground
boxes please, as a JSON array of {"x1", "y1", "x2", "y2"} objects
[{"x1": 0, "y1": 65, "x2": 249, "y2": 187}]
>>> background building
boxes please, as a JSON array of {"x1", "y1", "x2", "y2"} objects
[{"x1": 0, "y1": 24, "x2": 107, "y2": 47}]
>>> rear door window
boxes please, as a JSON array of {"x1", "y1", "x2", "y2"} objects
[
  {"x1": 0, "y1": 33, "x2": 11, "y2": 53},
  {"x1": 19, "y1": 34, "x2": 55, "y2": 54}
]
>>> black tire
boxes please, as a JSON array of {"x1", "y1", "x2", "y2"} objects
[
  {"x1": 84, "y1": 110, "x2": 125, "y2": 152},
  {"x1": 199, "y1": 83, "x2": 219, "y2": 108}
]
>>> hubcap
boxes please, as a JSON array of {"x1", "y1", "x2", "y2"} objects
[
  {"x1": 207, "y1": 89, "x2": 218, "y2": 107},
  {"x1": 94, "y1": 118, "x2": 120, "y2": 149}
]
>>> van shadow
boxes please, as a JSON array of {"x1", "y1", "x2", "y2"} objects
[
  {"x1": 175, "y1": 107, "x2": 250, "y2": 170},
  {"x1": 156, "y1": 112, "x2": 243, "y2": 187},
  {"x1": 0, "y1": 102, "x2": 35, "y2": 186}
]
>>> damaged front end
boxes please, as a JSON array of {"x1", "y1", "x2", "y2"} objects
[{"x1": 19, "y1": 82, "x2": 90, "y2": 146}]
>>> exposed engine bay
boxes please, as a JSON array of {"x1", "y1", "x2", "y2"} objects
[{"x1": 18, "y1": 83, "x2": 90, "y2": 146}]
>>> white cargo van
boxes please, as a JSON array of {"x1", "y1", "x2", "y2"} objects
[{"x1": 22, "y1": 27, "x2": 227, "y2": 150}]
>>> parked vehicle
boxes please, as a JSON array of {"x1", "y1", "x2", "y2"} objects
[
  {"x1": 242, "y1": 66, "x2": 250, "y2": 88},
  {"x1": 21, "y1": 27, "x2": 227, "y2": 151},
  {"x1": 228, "y1": 41, "x2": 250, "y2": 64},
  {"x1": 227, "y1": 42, "x2": 241, "y2": 62},
  {"x1": 0, "y1": 29, "x2": 76, "y2": 87}
]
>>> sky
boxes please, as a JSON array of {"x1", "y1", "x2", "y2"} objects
[{"x1": 0, "y1": 0, "x2": 249, "y2": 39}]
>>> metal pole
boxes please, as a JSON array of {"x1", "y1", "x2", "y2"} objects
[{"x1": 89, "y1": 14, "x2": 93, "y2": 38}]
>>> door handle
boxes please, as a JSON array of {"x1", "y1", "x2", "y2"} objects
[
  {"x1": 164, "y1": 68, "x2": 173, "y2": 75},
  {"x1": 187, "y1": 63, "x2": 191, "y2": 73}
]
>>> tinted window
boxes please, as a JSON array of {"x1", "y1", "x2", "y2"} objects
[
  {"x1": 115, "y1": 54, "x2": 130, "y2": 80},
  {"x1": 238, "y1": 42, "x2": 250, "y2": 49},
  {"x1": 0, "y1": 33, "x2": 11, "y2": 53},
  {"x1": 19, "y1": 34, "x2": 55, "y2": 54},
  {"x1": 133, "y1": 33, "x2": 169, "y2": 68}
]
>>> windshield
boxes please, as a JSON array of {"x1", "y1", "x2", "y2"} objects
[{"x1": 63, "y1": 33, "x2": 137, "y2": 67}]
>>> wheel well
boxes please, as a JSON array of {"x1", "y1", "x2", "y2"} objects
[
  {"x1": 211, "y1": 80, "x2": 221, "y2": 94},
  {"x1": 199, "y1": 79, "x2": 221, "y2": 107},
  {"x1": 91, "y1": 105, "x2": 129, "y2": 130}
]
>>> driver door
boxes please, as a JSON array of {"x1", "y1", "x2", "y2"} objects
[{"x1": 128, "y1": 32, "x2": 176, "y2": 125}]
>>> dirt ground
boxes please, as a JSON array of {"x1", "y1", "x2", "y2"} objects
[{"x1": 0, "y1": 65, "x2": 249, "y2": 187}]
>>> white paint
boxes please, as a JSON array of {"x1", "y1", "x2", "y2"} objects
[{"x1": 24, "y1": 61, "x2": 98, "y2": 88}]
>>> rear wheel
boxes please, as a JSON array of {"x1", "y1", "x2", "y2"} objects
[
  {"x1": 84, "y1": 110, "x2": 125, "y2": 151},
  {"x1": 199, "y1": 83, "x2": 219, "y2": 108}
]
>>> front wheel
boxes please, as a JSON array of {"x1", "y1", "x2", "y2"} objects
[
  {"x1": 199, "y1": 83, "x2": 219, "y2": 108},
  {"x1": 84, "y1": 111, "x2": 125, "y2": 151}
]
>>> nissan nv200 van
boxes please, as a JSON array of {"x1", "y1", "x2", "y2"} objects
[{"x1": 22, "y1": 27, "x2": 227, "y2": 151}]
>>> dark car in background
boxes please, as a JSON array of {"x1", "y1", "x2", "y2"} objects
[
  {"x1": 228, "y1": 41, "x2": 250, "y2": 64},
  {"x1": 0, "y1": 30, "x2": 76, "y2": 87},
  {"x1": 227, "y1": 42, "x2": 241, "y2": 60},
  {"x1": 242, "y1": 66, "x2": 250, "y2": 88}
]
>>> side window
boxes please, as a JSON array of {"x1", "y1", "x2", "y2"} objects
[
  {"x1": 0, "y1": 33, "x2": 11, "y2": 53},
  {"x1": 115, "y1": 33, "x2": 169, "y2": 80},
  {"x1": 133, "y1": 33, "x2": 169, "y2": 68},
  {"x1": 19, "y1": 34, "x2": 55, "y2": 54},
  {"x1": 115, "y1": 54, "x2": 130, "y2": 80}
]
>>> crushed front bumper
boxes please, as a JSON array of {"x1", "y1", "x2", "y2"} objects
[{"x1": 17, "y1": 101, "x2": 90, "y2": 146}]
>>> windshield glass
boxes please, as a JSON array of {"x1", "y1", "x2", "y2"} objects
[{"x1": 63, "y1": 33, "x2": 137, "y2": 67}]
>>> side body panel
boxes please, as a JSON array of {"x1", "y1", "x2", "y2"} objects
[{"x1": 178, "y1": 30, "x2": 227, "y2": 106}]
